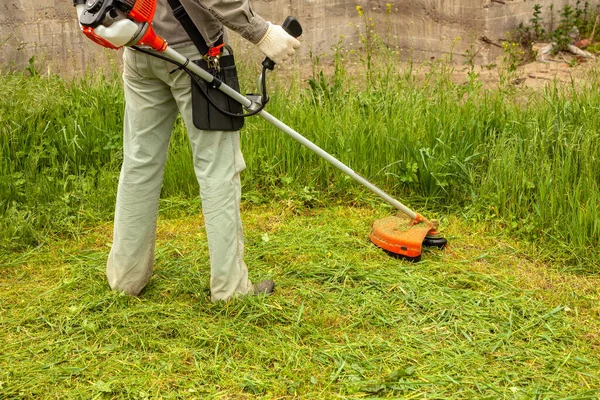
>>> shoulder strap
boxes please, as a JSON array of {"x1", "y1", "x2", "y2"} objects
[{"x1": 165, "y1": 0, "x2": 222, "y2": 55}]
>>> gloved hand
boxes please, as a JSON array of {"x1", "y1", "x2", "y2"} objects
[{"x1": 256, "y1": 23, "x2": 301, "y2": 67}]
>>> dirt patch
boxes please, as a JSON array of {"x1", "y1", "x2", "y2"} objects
[
  {"x1": 451, "y1": 47, "x2": 599, "y2": 90},
  {"x1": 286, "y1": 45, "x2": 599, "y2": 93}
]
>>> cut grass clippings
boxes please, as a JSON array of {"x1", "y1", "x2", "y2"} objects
[{"x1": 1, "y1": 204, "x2": 599, "y2": 399}]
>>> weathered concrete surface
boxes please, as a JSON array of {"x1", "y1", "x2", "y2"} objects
[
  {"x1": 0, "y1": 0, "x2": 589, "y2": 74},
  {"x1": 371, "y1": 0, "x2": 573, "y2": 64},
  {"x1": 0, "y1": 0, "x2": 122, "y2": 74}
]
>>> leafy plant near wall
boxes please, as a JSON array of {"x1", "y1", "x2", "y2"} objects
[
  {"x1": 553, "y1": 4, "x2": 579, "y2": 52},
  {"x1": 515, "y1": 1, "x2": 600, "y2": 56},
  {"x1": 530, "y1": 4, "x2": 547, "y2": 40},
  {"x1": 499, "y1": 39, "x2": 525, "y2": 85}
]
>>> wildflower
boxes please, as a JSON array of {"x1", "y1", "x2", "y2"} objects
[{"x1": 356, "y1": 5, "x2": 363, "y2": 16}]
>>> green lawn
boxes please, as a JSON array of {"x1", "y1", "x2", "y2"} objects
[{"x1": 2, "y1": 204, "x2": 599, "y2": 399}]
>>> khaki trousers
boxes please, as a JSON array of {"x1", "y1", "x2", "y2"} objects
[{"x1": 106, "y1": 45, "x2": 253, "y2": 301}]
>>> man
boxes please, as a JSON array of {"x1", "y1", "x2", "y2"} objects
[{"x1": 75, "y1": 0, "x2": 300, "y2": 301}]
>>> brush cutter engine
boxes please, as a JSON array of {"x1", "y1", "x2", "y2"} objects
[{"x1": 75, "y1": 0, "x2": 166, "y2": 51}]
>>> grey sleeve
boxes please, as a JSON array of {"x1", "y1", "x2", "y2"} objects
[{"x1": 192, "y1": 0, "x2": 269, "y2": 44}]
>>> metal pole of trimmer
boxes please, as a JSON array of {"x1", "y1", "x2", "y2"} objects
[{"x1": 161, "y1": 17, "x2": 422, "y2": 222}]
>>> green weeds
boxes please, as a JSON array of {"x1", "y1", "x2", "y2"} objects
[
  {"x1": 0, "y1": 72, "x2": 123, "y2": 249},
  {"x1": 517, "y1": 1, "x2": 600, "y2": 55},
  {"x1": 1, "y1": 33, "x2": 599, "y2": 268}
]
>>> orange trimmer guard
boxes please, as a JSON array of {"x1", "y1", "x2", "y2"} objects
[{"x1": 370, "y1": 215, "x2": 437, "y2": 260}]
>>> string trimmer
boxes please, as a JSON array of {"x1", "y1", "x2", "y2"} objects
[{"x1": 75, "y1": 0, "x2": 447, "y2": 261}]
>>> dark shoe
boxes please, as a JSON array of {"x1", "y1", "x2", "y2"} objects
[{"x1": 253, "y1": 280, "x2": 275, "y2": 295}]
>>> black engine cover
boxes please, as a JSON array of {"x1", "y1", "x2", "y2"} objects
[{"x1": 79, "y1": 0, "x2": 133, "y2": 28}]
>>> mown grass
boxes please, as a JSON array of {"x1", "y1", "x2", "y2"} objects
[
  {"x1": 1, "y1": 53, "x2": 598, "y2": 269},
  {"x1": 1, "y1": 205, "x2": 599, "y2": 398}
]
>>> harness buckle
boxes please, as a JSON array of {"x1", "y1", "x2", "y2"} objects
[
  {"x1": 207, "y1": 43, "x2": 225, "y2": 58},
  {"x1": 204, "y1": 44, "x2": 225, "y2": 71}
]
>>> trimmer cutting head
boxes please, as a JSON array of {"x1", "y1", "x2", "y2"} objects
[{"x1": 370, "y1": 215, "x2": 447, "y2": 261}]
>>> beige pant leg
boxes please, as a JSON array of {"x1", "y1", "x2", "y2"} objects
[
  {"x1": 106, "y1": 48, "x2": 179, "y2": 295},
  {"x1": 169, "y1": 46, "x2": 253, "y2": 301},
  {"x1": 107, "y1": 46, "x2": 253, "y2": 300}
]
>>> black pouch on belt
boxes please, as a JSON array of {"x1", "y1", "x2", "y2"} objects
[
  {"x1": 191, "y1": 54, "x2": 244, "y2": 131},
  {"x1": 166, "y1": 0, "x2": 244, "y2": 131}
]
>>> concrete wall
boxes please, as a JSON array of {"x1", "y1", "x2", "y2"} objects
[
  {"x1": 0, "y1": 0, "x2": 590, "y2": 74},
  {"x1": 0, "y1": 0, "x2": 122, "y2": 74},
  {"x1": 373, "y1": 0, "x2": 573, "y2": 64}
]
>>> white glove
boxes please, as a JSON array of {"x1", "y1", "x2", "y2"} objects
[{"x1": 256, "y1": 23, "x2": 301, "y2": 67}]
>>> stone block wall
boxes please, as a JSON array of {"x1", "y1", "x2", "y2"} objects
[{"x1": 0, "y1": 0, "x2": 591, "y2": 74}]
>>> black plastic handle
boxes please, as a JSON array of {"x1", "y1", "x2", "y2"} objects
[
  {"x1": 282, "y1": 16, "x2": 303, "y2": 38},
  {"x1": 262, "y1": 16, "x2": 303, "y2": 71}
]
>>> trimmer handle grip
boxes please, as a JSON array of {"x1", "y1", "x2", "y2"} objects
[
  {"x1": 262, "y1": 16, "x2": 303, "y2": 71},
  {"x1": 281, "y1": 16, "x2": 303, "y2": 38}
]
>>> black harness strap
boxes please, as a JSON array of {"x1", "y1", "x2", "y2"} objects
[{"x1": 165, "y1": 0, "x2": 223, "y2": 55}]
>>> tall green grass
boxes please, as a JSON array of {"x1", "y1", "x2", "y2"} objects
[
  {"x1": 1, "y1": 73, "x2": 123, "y2": 247},
  {"x1": 1, "y1": 56, "x2": 598, "y2": 269}
]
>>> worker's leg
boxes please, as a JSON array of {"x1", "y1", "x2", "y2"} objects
[
  {"x1": 168, "y1": 46, "x2": 253, "y2": 301},
  {"x1": 106, "y1": 48, "x2": 179, "y2": 295}
]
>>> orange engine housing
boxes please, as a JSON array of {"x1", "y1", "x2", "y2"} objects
[
  {"x1": 80, "y1": 0, "x2": 166, "y2": 51},
  {"x1": 126, "y1": 0, "x2": 156, "y2": 23},
  {"x1": 82, "y1": 26, "x2": 119, "y2": 49}
]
